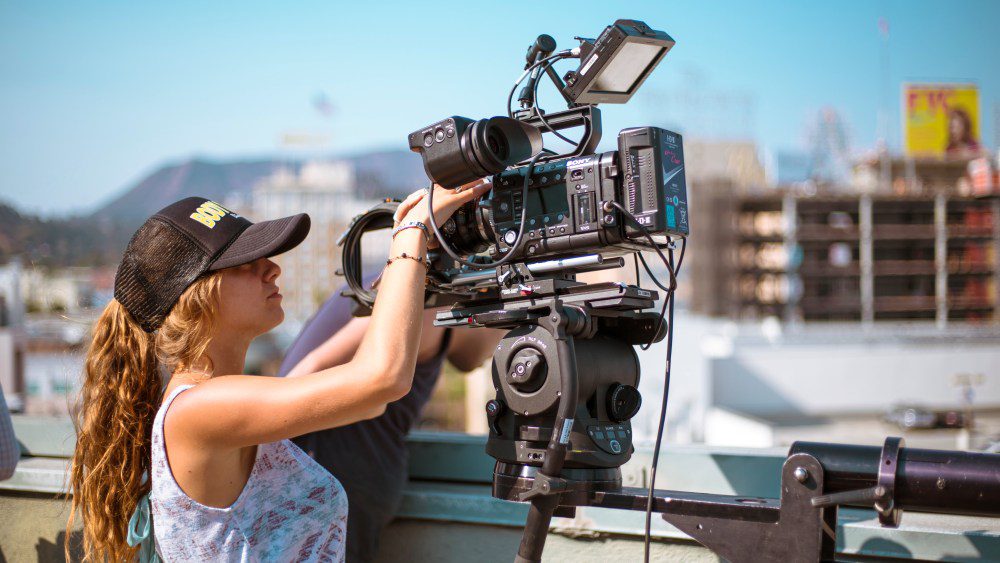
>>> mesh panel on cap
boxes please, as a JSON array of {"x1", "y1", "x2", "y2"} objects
[{"x1": 114, "y1": 219, "x2": 211, "y2": 332}]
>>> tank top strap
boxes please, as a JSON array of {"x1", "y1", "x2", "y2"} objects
[
  {"x1": 150, "y1": 384, "x2": 195, "y2": 492},
  {"x1": 162, "y1": 384, "x2": 195, "y2": 411}
]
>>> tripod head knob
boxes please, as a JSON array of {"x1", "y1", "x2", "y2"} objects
[
  {"x1": 607, "y1": 383, "x2": 642, "y2": 422},
  {"x1": 507, "y1": 348, "x2": 547, "y2": 393}
]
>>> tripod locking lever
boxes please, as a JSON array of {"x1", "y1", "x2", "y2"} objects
[
  {"x1": 811, "y1": 485, "x2": 886, "y2": 508},
  {"x1": 518, "y1": 472, "x2": 568, "y2": 502}
]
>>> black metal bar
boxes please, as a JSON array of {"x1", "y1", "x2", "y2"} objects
[
  {"x1": 790, "y1": 441, "x2": 1000, "y2": 517},
  {"x1": 515, "y1": 495, "x2": 560, "y2": 563},
  {"x1": 517, "y1": 106, "x2": 603, "y2": 156},
  {"x1": 569, "y1": 486, "x2": 781, "y2": 523}
]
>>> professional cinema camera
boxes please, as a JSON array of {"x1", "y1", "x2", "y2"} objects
[
  {"x1": 337, "y1": 19, "x2": 1000, "y2": 563},
  {"x1": 337, "y1": 18, "x2": 687, "y2": 561}
]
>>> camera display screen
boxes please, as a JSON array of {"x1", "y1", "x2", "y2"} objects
[
  {"x1": 591, "y1": 42, "x2": 665, "y2": 94},
  {"x1": 525, "y1": 185, "x2": 569, "y2": 217}
]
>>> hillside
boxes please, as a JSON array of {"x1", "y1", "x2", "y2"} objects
[
  {"x1": 94, "y1": 158, "x2": 295, "y2": 224},
  {"x1": 2, "y1": 149, "x2": 430, "y2": 268},
  {"x1": 91, "y1": 149, "x2": 428, "y2": 226},
  {"x1": 0, "y1": 202, "x2": 120, "y2": 267}
]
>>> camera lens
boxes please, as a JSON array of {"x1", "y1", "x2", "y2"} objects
[
  {"x1": 485, "y1": 129, "x2": 509, "y2": 160},
  {"x1": 441, "y1": 199, "x2": 493, "y2": 255}
]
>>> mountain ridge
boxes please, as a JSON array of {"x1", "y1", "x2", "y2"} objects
[{"x1": 2, "y1": 148, "x2": 430, "y2": 267}]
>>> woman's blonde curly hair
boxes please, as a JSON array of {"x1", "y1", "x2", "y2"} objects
[{"x1": 67, "y1": 272, "x2": 222, "y2": 561}]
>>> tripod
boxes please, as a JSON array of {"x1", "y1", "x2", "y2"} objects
[{"x1": 435, "y1": 272, "x2": 665, "y2": 562}]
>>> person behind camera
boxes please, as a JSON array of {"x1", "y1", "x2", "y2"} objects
[
  {"x1": 68, "y1": 182, "x2": 489, "y2": 561},
  {"x1": 279, "y1": 200, "x2": 504, "y2": 562}
]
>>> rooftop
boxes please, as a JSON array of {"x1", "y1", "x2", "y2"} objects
[{"x1": 3, "y1": 416, "x2": 999, "y2": 561}]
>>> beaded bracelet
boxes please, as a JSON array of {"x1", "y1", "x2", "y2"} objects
[{"x1": 385, "y1": 252, "x2": 430, "y2": 269}]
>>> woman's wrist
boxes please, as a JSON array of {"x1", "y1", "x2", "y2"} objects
[{"x1": 389, "y1": 228, "x2": 428, "y2": 257}]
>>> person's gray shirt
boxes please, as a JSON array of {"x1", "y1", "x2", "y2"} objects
[
  {"x1": 278, "y1": 287, "x2": 450, "y2": 563},
  {"x1": 0, "y1": 385, "x2": 20, "y2": 481}
]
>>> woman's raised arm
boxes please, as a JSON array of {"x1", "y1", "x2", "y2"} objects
[{"x1": 169, "y1": 181, "x2": 492, "y2": 449}]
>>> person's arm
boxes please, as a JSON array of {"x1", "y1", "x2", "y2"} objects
[
  {"x1": 0, "y1": 387, "x2": 19, "y2": 481},
  {"x1": 284, "y1": 316, "x2": 371, "y2": 378},
  {"x1": 169, "y1": 181, "x2": 493, "y2": 450},
  {"x1": 447, "y1": 328, "x2": 505, "y2": 372}
]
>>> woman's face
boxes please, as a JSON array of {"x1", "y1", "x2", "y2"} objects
[
  {"x1": 216, "y1": 257, "x2": 284, "y2": 338},
  {"x1": 950, "y1": 113, "x2": 966, "y2": 138}
]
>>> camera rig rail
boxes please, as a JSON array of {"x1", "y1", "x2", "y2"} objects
[{"x1": 504, "y1": 437, "x2": 1000, "y2": 563}]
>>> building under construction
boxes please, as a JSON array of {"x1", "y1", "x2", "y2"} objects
[{"x1": 689, "y1": 156, "x2": 1000, "y2": 325}]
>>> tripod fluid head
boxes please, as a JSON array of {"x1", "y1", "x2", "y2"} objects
[{"x1": 434, "y1": 274, "x2": 666, "y2": 501}]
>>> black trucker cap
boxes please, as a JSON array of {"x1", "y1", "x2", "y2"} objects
[{"x1": 114, "y1": 197, "x2": 310, "y2": 332}]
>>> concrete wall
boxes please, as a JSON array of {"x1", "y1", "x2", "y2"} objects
[
  {"x1": 633, "y1": 311, "x2": 1000, "y2": 444},
  {"x1": 0, "y1": 491, "x2": 716, "y2": 563},
  {"x1": 0, "y1": 491, "x2": 81, "y2": 562},
  {"x1": 376, "y1": 521, "x2": 718, "y2": 563},
  {"x1": 712, "y1": 339, "x2": 1000, "y2": 417}
]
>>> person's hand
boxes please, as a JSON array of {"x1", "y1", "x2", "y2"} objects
[{"x1": 393, "y1": 180, "x2": 492, "y2": 247}]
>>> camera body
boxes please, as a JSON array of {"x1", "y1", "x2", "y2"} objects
[{"x1": 435, "y1": 126, "x2": 688, "y2": 261}]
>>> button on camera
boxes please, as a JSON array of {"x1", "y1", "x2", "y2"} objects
[{"x1": 435, "y1": 128, "x2": 446, "y2": 142}]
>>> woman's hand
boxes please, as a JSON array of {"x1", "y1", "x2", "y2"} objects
[{"x1": 393, "y1": 180, "x2": 492, "y2": 246}]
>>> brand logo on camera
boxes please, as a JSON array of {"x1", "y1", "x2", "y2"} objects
[{"x1": 567, "y1": 157, "x2": 595, "y2": 167}]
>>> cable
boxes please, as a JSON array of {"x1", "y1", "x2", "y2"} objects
[
  {"x1": 643, "y1": 247, "x2": 676, "y2": 563},
  {"x1": 507, "y1": 52, "x2": 572, "y2": 119},
  {"x1": 508, "y1": 52, "x2": 593, "y2": 157},
  {"x1": 425, "y1": 152, "x2": 544, "y2": 270},
  {"x1": 609, "y1": 202, "x2": 678, "y2": 291},
  {"x1": 606, "y1": 202, "x2": 688, "y2": 562},
  {"x1": 529, "y1": 58, "x2": 576, "y2": 145},
  {"x1": 638, "y1": 240, "x2": 684, "y2": 353}
]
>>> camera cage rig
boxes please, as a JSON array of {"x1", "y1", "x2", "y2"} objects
[{"x1": 336, "y1": 19, "x2": 1000, "y2": 563}]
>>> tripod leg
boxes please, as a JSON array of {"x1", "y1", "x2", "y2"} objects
[
  {"x1": 515, "y1": 495, "x2": 560, "y2": 563},
  {"x1": 513, "y1": 304, "x2": 581, "y2": 562}
]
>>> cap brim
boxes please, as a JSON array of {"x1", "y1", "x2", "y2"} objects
[{"x1": 209, "y1": 213, "x2": 311, "y2": 271}]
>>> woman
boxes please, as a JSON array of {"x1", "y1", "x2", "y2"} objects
[
  {"x1": 946, "y1": 107, "x2": 981, "y2": 156},
  {"x1": 67, "y1": 182, "x2": 490, "y2": 561}
]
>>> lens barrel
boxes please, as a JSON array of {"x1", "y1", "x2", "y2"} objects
[
  {"x1": 441, "y1": 198, "x2": 494, "y2": 255},
  {"x1": 409, "y1": 116, "x2": 543, "y2": 188}
]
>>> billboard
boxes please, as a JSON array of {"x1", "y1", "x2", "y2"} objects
[{"x1": 903, "y1": 83, "x2": 981, "y2": 157}]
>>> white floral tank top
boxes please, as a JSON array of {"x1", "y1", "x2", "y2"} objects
[{"x1": 150, "y1": 385, "x2": 348, "y2": 561}]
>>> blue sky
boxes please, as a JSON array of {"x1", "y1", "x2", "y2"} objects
[{"x1": 1, "y1": 0, "x2": 998, "y2": 215}]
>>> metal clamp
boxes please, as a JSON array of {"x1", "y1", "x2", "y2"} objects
[
  {"x1": 875, "y1": 436, "x2": 905, "y2": 526},
  {"x1": 810, "y1": 436, "x2": 905, "y2": 528}
]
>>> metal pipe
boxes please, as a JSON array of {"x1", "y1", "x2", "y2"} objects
[
  {"x1": 790, "y1": 441, "x2": 1000, "y2": 517},
  {"x1": 448, "y1": 254, "x2": 624, "y2": 286}
]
